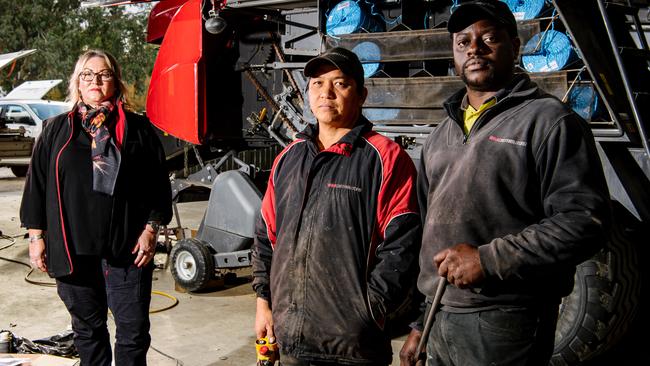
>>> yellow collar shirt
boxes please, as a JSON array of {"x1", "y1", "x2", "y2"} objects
[{"x1": 462, "y1": 95, "x2": 497, "y2": 136}]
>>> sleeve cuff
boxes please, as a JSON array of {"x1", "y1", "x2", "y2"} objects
[
  {"x1": 254, "y1": 286, "x2": 271, "y2": 300},
  {"x1": 478, "y1": 243, "x2": 497, "y2": 278}
]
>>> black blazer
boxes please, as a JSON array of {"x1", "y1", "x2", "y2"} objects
[{"x1": 20, "y1": 109, "x2": 172, "y2": 277}]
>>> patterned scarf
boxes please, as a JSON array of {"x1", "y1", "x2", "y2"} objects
[{"x1": 77, "y1": 100, "x2": 121, "y2": 196}]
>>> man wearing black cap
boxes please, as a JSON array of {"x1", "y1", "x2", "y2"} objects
[
  {"x1": 400, "y1": 1, "x2": 611, "y2": 365},
  {"x1": 252, "y1": 47, "x2": 421, "y2": 365}
]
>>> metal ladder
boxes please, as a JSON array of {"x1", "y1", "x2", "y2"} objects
[{"x1": 597, "y1": 0, "x2": 650, "y2": 155}]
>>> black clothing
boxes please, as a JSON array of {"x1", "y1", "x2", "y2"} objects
[
  {"x1": 252, "y1": 119, "x2": 421, "y2": 364},
  {"x1": 417, "y1": 74, "x2": 611, "y2": 307},
  {"x1": 57, "y1": 258, "x2": 154, "y2": 366},
  {"x1": 20, "y1": 110, "x2": 172, "y2": 277},
  {"x1": 21, "y1": 107, "x2": 170, "y2": 366},
  {"x1": 59, "y1": 124, "x2": 112, "y2": 255}
]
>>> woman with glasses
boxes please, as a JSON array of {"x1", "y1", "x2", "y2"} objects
[{"x1": 20, "y1": 49, "x2": 172, "y2": 366}]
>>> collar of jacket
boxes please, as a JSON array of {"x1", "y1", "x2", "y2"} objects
[
  {"x1": 443, "y1": 73, "x2": 540, "y2": 123},
  {"x1": 297, "y1": 115, "x2": 373, "y2": 156}
]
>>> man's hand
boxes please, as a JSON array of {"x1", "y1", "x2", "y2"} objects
[
  {"x1": 255, "y1": 297, "x2": 275, "y2": 341},
  {"x1": 434, "y1": 243, "x2": 484, "y2": 288},
  {"x1": 399, "y1": 328, "x2": 424, "y2": 366}
]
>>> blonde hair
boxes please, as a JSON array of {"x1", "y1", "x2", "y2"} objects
[{"x1": 67, "y1": 49, "x2": 129, "y2": 106}]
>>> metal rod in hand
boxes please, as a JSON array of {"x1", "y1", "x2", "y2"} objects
[{"x1": 416, "y1": 277, "x2": 447, "y2": 358}]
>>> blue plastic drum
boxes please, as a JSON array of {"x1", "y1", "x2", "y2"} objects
[
  {"x1": 568, "y1": 84, "x2": 602, "y2": 121},
  {"x1": 326, "y1": 0, "x2": 384, "y2": 36},
  {"x1": 352, "y1": 42, "x2": 382, "y2": 77},
  {"x1": 522, "y1": 30, "x2": 577, "y2": 72},
  {"x1": 502, "y1": 0, "x2": 547, "y2": 21}
]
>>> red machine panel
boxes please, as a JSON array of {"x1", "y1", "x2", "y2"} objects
[
  {"x1": 146, "y1": 0, "x2": 189, "y2": 44},
  {"x1": 146, "y1": 0, "x2": 206, "y2": 144}
]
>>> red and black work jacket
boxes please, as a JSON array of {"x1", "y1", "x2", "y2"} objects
[{"x1": 252, "y1": 119, "x2": 421, "y2": 364}]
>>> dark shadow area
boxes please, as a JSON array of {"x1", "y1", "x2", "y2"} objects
[{"x1": 183, "y1": 272, "x2": 254, "y2": 298}]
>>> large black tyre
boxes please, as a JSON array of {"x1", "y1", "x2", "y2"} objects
[
  {"x1": 551, "y1": 202, "x2": 642, "y2": 365},
  {"x1": 170, "y1": 238, "x2": 215, "y2": 292},
  {"x1": 10, "y1": 165, "x2": 28, "y2": 177}
]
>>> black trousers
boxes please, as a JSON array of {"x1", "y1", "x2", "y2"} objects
[
  {"x1": 426, "y1": 305, "x2": 559, "y2": 366},
  {"x1": 56, "y1": 257, "x2": 153, "y2": 366}
]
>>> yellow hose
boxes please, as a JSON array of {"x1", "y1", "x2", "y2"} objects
[{"x1": 150, "y1": 290, "x2": 179, "y2": 314}]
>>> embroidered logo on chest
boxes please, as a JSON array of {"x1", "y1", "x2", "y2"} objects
[
  {"x1": 327, "y1": 183, "x2": 362, "y2": 193},
  {"x1": 488, "y1": 135, "x2": 527, "y2": 147}
]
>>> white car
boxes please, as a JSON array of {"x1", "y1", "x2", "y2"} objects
[
  {"x1": 0, "y1": 99, "x2": 71, "y2": 139},
  {"x1": 0, "y1": 58, "x2": 70, "y2": 177}
]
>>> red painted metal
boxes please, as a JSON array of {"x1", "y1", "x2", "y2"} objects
[
  {"x1": 146, "y1": 0, "x2": 190, "y2": 44},
  {"x1": 146, "y1": 0, "x2": 205, "y2": 144}
]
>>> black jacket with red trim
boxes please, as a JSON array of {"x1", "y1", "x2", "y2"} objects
[
  {"x1": 20, "y1": 109, "x2": 172, "y2": 278},
  {"x1": 252, "y1": 118, "x2": 421, "y2": 364}
]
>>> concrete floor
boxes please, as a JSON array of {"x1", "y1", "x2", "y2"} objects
[{"x1": 0, "y1": 167, "x2": 407, "y2": 366}]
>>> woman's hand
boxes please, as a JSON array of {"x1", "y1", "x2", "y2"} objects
[
  {"x1": 28, "y1": 229, "x2": 47, "y2": 273},
  {"x1": 255, "y1": 297, "x2": 275, "y2": 342},
  {"x1": 132, "y1": 226, "x2": 157, "y2": 267}
]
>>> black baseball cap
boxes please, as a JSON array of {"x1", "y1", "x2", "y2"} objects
[
  {"x1": 447, "y1": 0, "x2": 518, "y2": 37},
  {"x1": 304, "y1": 47, "x2": 365, "y2": 91}
]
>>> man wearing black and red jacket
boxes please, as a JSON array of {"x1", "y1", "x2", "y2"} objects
[{"x1": 251, "y1": 47, "x2": 422, "y2": 365}]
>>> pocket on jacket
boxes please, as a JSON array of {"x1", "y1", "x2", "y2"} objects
[{"x1": 367, "y1": 288, "x2": 386, "y2": 329}]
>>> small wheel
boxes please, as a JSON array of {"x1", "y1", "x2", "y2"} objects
[
  {"x1": 170, "y1": 238, "x2": 214, "y2": 292},
  {"x1": 11, "y1": 166, "x2": 28, "y2": 177}
]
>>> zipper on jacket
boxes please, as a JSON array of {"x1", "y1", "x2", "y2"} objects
[
  {"x1": 450, "y1": 110, "x2": 474, "y2": 145},
  {"x1": 292, "y1": 146, "x2": 331, "y2": 242},
  {"x1": 288, "y1": 147, "x2": 320, "y2": 324},
  {"x1": 459, "y1": 91, "x2": 519, "y2": 144},
  {"x1": 462, "y1": 100, "x2": 504, "y2": 144},
  {"x1": 290, "y1": 150, "x2": 326, "y2": 347}
]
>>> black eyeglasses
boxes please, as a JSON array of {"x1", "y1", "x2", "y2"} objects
[{"x1": 79, "y1": 69, "x2": 114, "y2": 82}]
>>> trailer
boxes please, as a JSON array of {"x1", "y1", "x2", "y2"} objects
[{"x1": 87, "y1": 0, "x2": 650, "y2": 364}]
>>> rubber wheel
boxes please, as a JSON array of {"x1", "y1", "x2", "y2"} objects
[
  {"x1": 170, "y1": 238, "x2": 215, "y2": 292},
  {"x1": 551, "y1": 202, "x2": 641, "y2": 365},
  {"x1": 11, "y1": 166, "x2": 28, "y2": 177}
]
